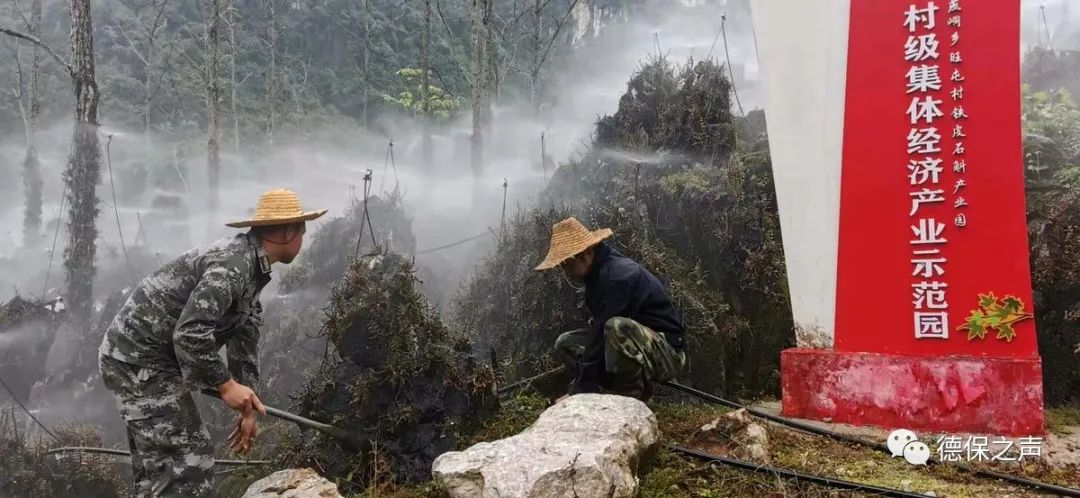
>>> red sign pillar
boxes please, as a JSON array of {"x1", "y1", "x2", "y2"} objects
[{"x1": 781, "y1": 0, "x2": 1044, "y2": 436}]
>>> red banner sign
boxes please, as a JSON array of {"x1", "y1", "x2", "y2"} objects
[{"x1": 835, "y1": 0, "x2": 1037, "y2": 357}]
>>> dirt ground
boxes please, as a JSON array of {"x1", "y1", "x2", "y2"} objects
[
  {"x1": 751, "y1": 401, "x2": 1080, "y2": 469},
  {"x1": 739, "y1": 400, "x2": 1080, "y2": 496}
]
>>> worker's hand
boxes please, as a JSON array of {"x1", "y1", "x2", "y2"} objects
[
  {"x1": 217, "y1": 379, "x2": 267, "y2": 416},
  {"x1": 227, "y1": 412, "x2": 258, "y2": 455}
]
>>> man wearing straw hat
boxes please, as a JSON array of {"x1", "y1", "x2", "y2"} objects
[
  {"x1": 536, "y1": 217, "x2": 687, "y2": 401},
  {"x1": 98, "y1": 189, "x2": 326, "y2": 497}
]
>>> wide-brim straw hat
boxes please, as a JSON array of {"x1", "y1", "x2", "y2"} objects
[
  {"x1": 225, "y1": 188, "x2": 328, "y2": 228},
  {"x1": 534, "y1": 217, "x2": 613, "y2": 271}
]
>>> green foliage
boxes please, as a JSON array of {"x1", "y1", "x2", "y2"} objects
[
  {"x1": 1027, "y1": 190, "x2": 1080, "y2": 406},
  {"x1": 958, "y1": 293, "x2": 1033, "y2": 342},
  {"x1": 596, "y1": 57, "x2": 736, "y2": 161},
  {"x1": 464, "y1": 394, "x2": 549, "y2": 444},
  {"x1": 282, "y1": 252, "x2": 497, "y2": 490},
  {"x1": 1021, "y1": 52, "x2": 1080, "y2": 405},
  {"x1": 458, "y1": 59, "x2": 788, "y2": 399},
  {"x1": 452, "y1": 206, "x2": 587, "y2": 381},
  {"x1": 0, "y1": 0, "x2": 583, "y2": 146},
  {"x1": 382, "y1": 68, "x2": 462, "y2": 119},
  {"x1": 278, "y1": 193, "x2": 416, "y2": 295},
  {"x1": 1022, "y1": 84, "x2": 1080, "y2": 189},
  {"x1": 1045, "y1": 407, "x2": 1080, "y2": 435},
  {"x1": 0, "y1": 295, "x2": 46, "y2": 328},
  {"x1": 0, "y1": 412, "x2": 127, "y2": 498}
]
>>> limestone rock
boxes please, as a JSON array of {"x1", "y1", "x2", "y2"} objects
[
  {"x1": 693, "y1": 408, "x2": 771, "y2": 463},
  {"x1": 432, "y1": 394, "x2": 659, "y2": 498},
  {"x1": 242, "y1": 468, "x2": 342, "y2": 498}
]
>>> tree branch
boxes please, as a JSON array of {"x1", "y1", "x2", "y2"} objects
[
  {"x1": 0, "y1": 26, "x2": 71, "y2": 74},
  {"x1": 147, "y1": 49, "x2": 174, "y2": 103},
  {"x1": 537, "y1": 0, "x2": 578, "y2": 72},
  {"x1": 7, "y1": 0, "x2": 32, "y2": 31},
  {"x1": 117, "y1": 21, "x2": 149, "y2": 66},
  {"x1": 435, "y1": 0, "x2": 472, "y2": 86},
  {"x1": 0, "y1": 25, "x2": 70, "y2": 73},
  {"x1": 5, "y1": 40, "x2": 30, "y2": 144}
]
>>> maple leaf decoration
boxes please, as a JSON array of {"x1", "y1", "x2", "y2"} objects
[{"x1": 957, "y1": 292, "x2": 1034, "y2": 342}]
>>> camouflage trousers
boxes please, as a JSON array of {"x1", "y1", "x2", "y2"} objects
[
  {"x1": 98, "y1": 355, "x2": 215, "y2": 497},
  {"x1": 554, "y1": 317, "x2": 686, "y2": 400}
]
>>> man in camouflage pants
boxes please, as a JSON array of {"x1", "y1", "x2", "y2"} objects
[
  {"x1": 98, "y1": 189, "x2": 326, "y2": 497},
  {"x1": 535, "y1": 218, "x2": 687, "y2": 401}
]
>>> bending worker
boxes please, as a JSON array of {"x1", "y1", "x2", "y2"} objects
[
  {"x1": 98, "y1": 189, "x2": 326, "y2": 496},
  {"x1": 535, "y1": 217, "x2": 688, "y2": 400}
]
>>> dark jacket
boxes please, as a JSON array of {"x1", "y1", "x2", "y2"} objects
[{"x1": 571, "y1": 243, "x2": 686, "y2": 393}]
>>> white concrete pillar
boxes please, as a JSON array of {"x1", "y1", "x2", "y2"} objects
[{"x1": 749, "y1": 0, "x2": 851, "y2": 348}]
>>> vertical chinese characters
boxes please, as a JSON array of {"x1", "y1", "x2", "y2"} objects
[
  {"x1": 948, "y1": 0, "x2": 968, "y2": 231},
  {"x1": 905, "y1": 1, "x2": 949, "y2": 339}
]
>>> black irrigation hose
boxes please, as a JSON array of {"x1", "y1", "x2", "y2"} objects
[
  {"x1": 669, "y1": 445, "x2": 928, "y2": 498},
  {"x1": 0, "y1": 373, "x2": 59, "y2": 442},
  {"x1": 45, "y1": 447, "x2": 269, "y2": 466},
  {"x1": 414, "y1": 231, "x2": 491, "y2": 255},
  {"x1": 496, "y1": 365, "x2": 567, "y2": 397},
  {"x1": 662, "y1": 381, "x2": 871, "y2": 447},
  {"x1": 661, "y1": 381, "x2": 1080, "y2": 498}
]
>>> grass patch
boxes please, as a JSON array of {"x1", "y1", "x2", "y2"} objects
[
  {"x1": 340, "y1": 399, "x2": 1076, "y2": 497},
  {"x1": 353, "y1": 482, "x2": 447, "y2": 498},
  {"x1": 1046, "y1": 407, "x2": 1080, "y2": 434},
  {"x1": 464, "y1": 394, "x2": 549, "y2": 445},
  {"x1": 653, "y1": 402, "x2": 727, "y2": 440}
]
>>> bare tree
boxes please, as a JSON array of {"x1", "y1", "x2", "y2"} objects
[
  {"x1": 64, "y1": 0, "x2": 101, "y2": 321},
  {"x1": 227, "y1": 2, "x2": 241, "y2": 154},
  {"x1": 420, "y1": 0, "x2": 432, "y2": 164},
  {"x1": 361, "y1": 0, "x2": 371, "y2": 128},
  {"x1": 261, "y1": 0, "x2": 279, "y2": 145},
  {"x1": 286, "y1": 57, "x2": 308, "y2": 140},
  {"x1": 25, "y1": 0, "x2": 42, "y2": 247},
  {"x1": 470, "y1": 0, "x2": 493, "y2": 177},
  {"x1": 207, "y1": 0, "x2": 225, "y2": 214},
  {"x1": 342, "y1": 0, "x2": 372, "y2": 128},
  {"x1": 116, "y1": 0, "x2": 170, "y2": 154},
  {"x1": 3, "y1": 0, "x2": 44, "y2": 247},
  {"x1": 529, "y1": 0, "x2": 578, "y2": 113}
]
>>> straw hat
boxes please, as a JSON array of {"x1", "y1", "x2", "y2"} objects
[
  {"x1": 225, "y1": 189, "x2": 328, "y2": 228},
  {"x1": 534, "y1": 217, "x2": 613, "y2": 271}
]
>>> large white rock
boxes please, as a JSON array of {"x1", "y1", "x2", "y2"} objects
[
  {"x1": 242, "y1": 468, "x2": 342, "y2": 498},
  {"x1": 432, "y1": 394, "x2": 659, "y2": 498}
]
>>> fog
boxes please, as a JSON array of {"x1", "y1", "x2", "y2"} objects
[
  {"x1": 0, "y1": 0, "x2": 1074, "y2": 456},
  {"x1": 0, "y1": 0, "x2": 763, "y2": 308}
]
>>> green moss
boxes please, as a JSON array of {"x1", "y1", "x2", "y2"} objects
[
  {"x1": 768, "y1": 428, "x2": 1024, "y2": 497},
  {"x1": 464, "y1": 394, "x2": 549, "y2": 444},
  {"x1": 652, "y1": 402, "x2": 726, "y2": 440},
  {"x1": 1046, "y1": 407, "x2": 1080, "y2": 434},
  {"x1": 353, "y1": 482, "x2": 447, "y2": 498},
  {"x1": 660, "y1": 170, "x2": 713, "y2": 198},
  {"x1": 640, "y1": 449, "x2": 699, "y2": 498}
]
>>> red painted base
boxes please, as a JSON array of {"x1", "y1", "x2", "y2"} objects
[{"x1": 780, "y1": 348, "x2": 1044, "y2": 436}]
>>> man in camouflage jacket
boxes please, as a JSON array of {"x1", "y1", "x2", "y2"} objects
[{"x1": 98, "y1": 189, "x2": 325, "y2": 497}]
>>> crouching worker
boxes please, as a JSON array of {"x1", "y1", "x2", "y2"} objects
[
  {"x1": 98, "y1": 189, "x2": 326, "y2": 497},
  {"x1": 535, "y1": 217, "x2": 687, "y2": 401}
]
